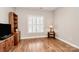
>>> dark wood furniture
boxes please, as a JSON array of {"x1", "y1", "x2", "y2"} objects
[
  {"x1": 9, "y1": 12, "x2": 20, "y2": 45},
  {"x1": 48, "y1": 31, "x2": 55, "y2": 38},
  {"x1": 0, "y1": 12, "x2": 20, "y2": 52},
  {"x1": 0, "y1": 35, "x2": 14, "y2": 52}
]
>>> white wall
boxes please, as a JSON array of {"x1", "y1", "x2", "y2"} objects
[
  {"x1": 16, "y1": 8, "x2": 54, "y2": 39},
  {"x1": 0, "y1": 7, "x2": 14, "y2": 24},
  {"x1": 54, "y1": 7, "x2": 79, "y2": 48}
]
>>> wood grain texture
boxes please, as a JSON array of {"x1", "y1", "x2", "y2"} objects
[{"x1": 11, "y1": 38, "x2": 79, "y2": 52}]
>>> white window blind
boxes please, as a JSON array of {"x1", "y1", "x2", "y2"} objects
[{"x1": 28, "y1": 16, "x2": 44, "y2": 33}]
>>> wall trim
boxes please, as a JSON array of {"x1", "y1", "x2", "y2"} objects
[
  {"x1": 21, "y1": 36, "x2": 47, "y2": 39},
  {"x1": 56, "y1": 37, "x2": 79, "y2": 49}
]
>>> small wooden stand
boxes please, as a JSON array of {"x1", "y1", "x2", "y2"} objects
[{"x1": 48, "y1": 31, "x2": 55, "y2": 38}]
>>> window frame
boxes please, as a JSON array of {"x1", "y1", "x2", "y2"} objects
[{"x1": 28, "y1": 15, "x2": 44, "y2": 33}]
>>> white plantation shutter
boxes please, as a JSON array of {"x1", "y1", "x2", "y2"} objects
[{"x1": 28, "y1": 16, "x2": 44, "y2": 33}]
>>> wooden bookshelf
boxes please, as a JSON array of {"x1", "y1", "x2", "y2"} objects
[
  {"x1": 9, "y1": 12, "x2": 20, "y2": 45},
  {"x1": 9, "y1": 12, "x2": 18, "y2": 33}
]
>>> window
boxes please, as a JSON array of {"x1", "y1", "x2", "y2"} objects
[{"x1": 28, "y1": 16, "x2": 44, "y2": 33}]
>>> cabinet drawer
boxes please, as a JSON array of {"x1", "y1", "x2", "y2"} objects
[{"x1": 0, "y1": 42, "x2": 5, "y2": 52}]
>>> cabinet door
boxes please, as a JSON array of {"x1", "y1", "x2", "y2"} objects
[
  {"x1": 14, "y1": 32, "x2": 20, "y2": 45},
  {"x1": 10, "y1": 36, "x2": 14, "y2": 47},
  {"x1": 0, "y1": 42, "x2": 5, "y2": 52},
  {"x1": 5, "y1": 39, "x2": 10, "y2": 52},
  {"x1": 9, "y1": 38, "x2": 12, "y2": 50}
]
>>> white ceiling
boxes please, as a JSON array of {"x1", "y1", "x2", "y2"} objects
[
  {"x1": 27, "y1": 7, "x2": 57, "y2": 11},
  {"x1": 16, "y1": 7, "x2": 57, "y2": 11}
]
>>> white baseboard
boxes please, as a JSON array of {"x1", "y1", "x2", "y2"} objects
[
  {"x1": 21, "y1": 36, "x2": 47, "y2": 39},
  {"x1": 56, "y1": 37, "x2": 79, "y2": 49}
]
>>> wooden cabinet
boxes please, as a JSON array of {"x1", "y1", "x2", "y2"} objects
[
  {"x1": 0, "y1": 35, "x2": 14, "y2": 52},
  {"x1": 5, "y1": 35, "x2": 14, "y2": 52}
]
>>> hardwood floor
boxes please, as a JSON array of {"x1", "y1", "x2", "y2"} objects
[{"x1": 11, "y1": 38, "x2": 79, "y2": 52}]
